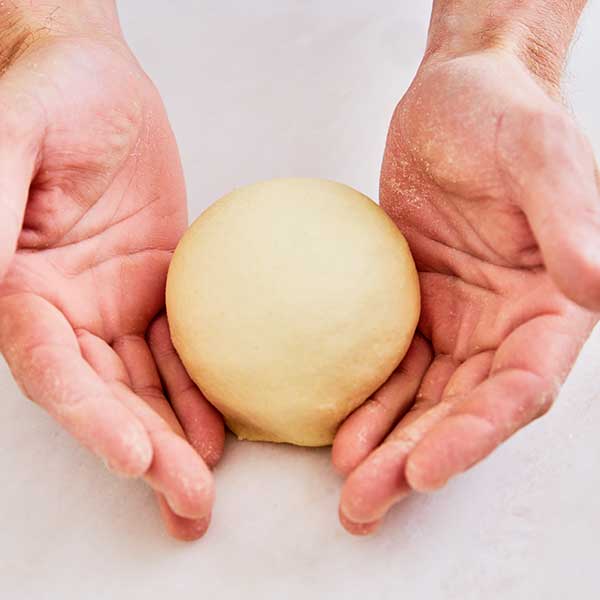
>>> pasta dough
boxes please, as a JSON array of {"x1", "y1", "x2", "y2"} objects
[{"x1": 166, "y1": 179, "x2": 420, "y2": 446}]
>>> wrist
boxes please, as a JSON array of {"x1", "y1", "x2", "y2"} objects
[
  {"x1": 424, "y1": 1, "x2": 586, "y2": 92},
  {"x1": 0, "y1": 1, "x2": 123, "y2": 48}
]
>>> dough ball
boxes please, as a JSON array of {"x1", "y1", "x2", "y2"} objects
[{"x1": 166, "y1": 179, "x2": 420, "y2": 447}]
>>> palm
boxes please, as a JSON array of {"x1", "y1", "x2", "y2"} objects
[
  {"x1": 334, "y1": 53, "x2": 598, "y2": 533},
  {"x1": 383, "y1": 53, "x2": 594, "y2": 402},
  {"x1": 0, "y1": 36, "x2": 223, "y2": 540},
  {"x1": 2, "y1": 37, "x2": 184, "y2": 336}
]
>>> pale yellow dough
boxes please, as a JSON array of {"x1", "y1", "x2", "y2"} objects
[{"x1": 166, "y1": 179, "x2": 420, "y2": 447}]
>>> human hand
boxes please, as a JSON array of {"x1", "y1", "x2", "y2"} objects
[
  {"x1": 333, "y1": 14, "x2": 599, "y2": 534},
  {"x1": 0, "y1": 3, "x2": 224, "y2": 540}
]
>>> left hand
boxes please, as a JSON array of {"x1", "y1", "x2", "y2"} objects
[
  {"x1": 0, "y1": 18, "x2": 224, "y2": 540},
  {"x1": 332, "y1": 49, "x2": 599, "y2": 534}
]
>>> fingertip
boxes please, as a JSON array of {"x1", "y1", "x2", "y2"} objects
[
  {"x1": 339, "y1": 508, "x2": 381, "y2": 536},
  {"x1": 170, "y1": 515, "x2": 211, "y2": 542},
  {"x1": 141, "y1": 423, "x2": 217, "y2": 520},
  {"x1": 339, "y1": 444, "x2": 411, "y2": 525},
  {"x1": 191, "y1": 424, "x2": 225, "y2": 469},
  {"x1": 164, "y1": 465, "x2": 215, "y2": 520},
  {"x1": 331, "y1": 403, "x2": 397, "y2": 478},
  {"x1": 157, "y1": 496, "x2": 212, "y2": 541},
  {"x1": 339, "y1": 475, "x2": 373, "y2": 524},
  {"x1": 331, "y1": 407, "x2": 376, "y2": 476},
  {"x1": 182, "y1": 399, "x2": 226, "y2": 468}
]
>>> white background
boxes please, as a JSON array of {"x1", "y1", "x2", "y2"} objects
[{"x1": 1, "y1": 2, "x2": 599, "y2": 599}]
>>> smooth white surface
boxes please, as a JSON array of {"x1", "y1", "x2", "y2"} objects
[{"x1": 1, "y1": 3, "x2": 599, "y2": 599}]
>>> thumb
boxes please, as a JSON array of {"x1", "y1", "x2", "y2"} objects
[
  {"x1": 497, "y1": 108, "x2": 600, "y2": 311},
  {"x1": 0, "y1": 103, "x2": 42, "y2": 280}
]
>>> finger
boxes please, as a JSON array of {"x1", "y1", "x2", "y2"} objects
[
  {"x1": 148, "y1": 314, "x2": 225, "y2": 468},
  {"x1": 389, "y1": 351, "x2": 493, "y2": 433},
  {"x1": 76, "y1": 329, "x2": 131, "y2": 384},
  {"x1": 406, "y1": 314, "x2": 588, "y2": 491},
  {"x1": 113, "y1": 335, "x2": 181, "y2": 429},
  {"x1": 386, "y1": 353, "x2": 458, "y2": 434},
  {"x1": 0, "y1": 295, "x2": 153, "y2": 477},
  {"x1": 405, "y1": 369, "x2": 549, "y2": 492},
  {"x1": 0, "y1": 101, "x2": 42, "y2": 280},
  {"x1": 339, "y1": 352, "x2": 491, "y2": 528},
  {"x1": 332, "y1": 334, "x2": 432, "y2": 476},
  {"x1": 497, "y1": 108, "x2": 600, "y2": 310},
  {"x1": 338, "y1": 357, "x2": 455, "y2": 526},
  {"x1": 157, "y1": 495, "x2": 211, "y2": 542},
  {"x1": 338, "y1": 507, "x2": 381, "y2": 537},
  {"x1": 339, "y1": 438, "x2": 413, "y2": 529},
  {"x1": 113, "y1": 382, "x2": 214, "y2": 520},
  {"x1": 443, "y1": 351, "x2": 494, "y2": 397},
  {"x1": 113, "y1": 335, "x2": 215, "y2": 520},
  {"x1": 79, "y1": 332, "x2": 214, "y2": 536}
]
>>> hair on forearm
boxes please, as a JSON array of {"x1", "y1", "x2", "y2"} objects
[{"x1": 0, "y1": 14, "x2": 45, "y2": 76}]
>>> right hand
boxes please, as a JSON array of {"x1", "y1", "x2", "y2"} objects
[
  {"x1": 0, "y1": 8, "x2": 224, "y2": 540},
  {"x1": 332, "y1": 49, "x2": 599, "y2": 533}
]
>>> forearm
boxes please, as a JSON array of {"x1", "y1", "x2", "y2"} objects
[{"x1": 427, "y1": 0, "x2": 587, "y2": 88}]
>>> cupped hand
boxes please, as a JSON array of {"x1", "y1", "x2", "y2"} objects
[
  {"x1": 0, "y1": 26, "x2": 224, "y2": 540},
  {"x1": 332, "y1": 51, "x2": 600, "y2": 534}
]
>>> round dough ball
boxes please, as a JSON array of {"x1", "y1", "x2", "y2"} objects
[{"x1": 166, "y1": 179, "x2": 420, "y2": 447}]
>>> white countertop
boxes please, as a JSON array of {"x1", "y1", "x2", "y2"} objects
[{"x1": 2, "y1": 3, "x2": 599, "y2": 599}]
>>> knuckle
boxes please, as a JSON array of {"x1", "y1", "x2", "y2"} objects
[{"x1": 135, "y1": 384, "x2": 165, "y2": 402}]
